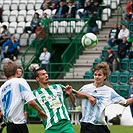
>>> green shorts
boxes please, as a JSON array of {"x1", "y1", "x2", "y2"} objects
[{"x1": 45, "y1": 119, "x2": 75, "y2": 133}]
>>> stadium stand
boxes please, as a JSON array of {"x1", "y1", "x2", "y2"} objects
[
  {"x1": 0, "y1": 0, "x2": 129, "y2": 82},
  {"x1": 83, "y1": 70, "x2": 93, "y2": 79},
  {"x1": 120, "y1": 57, "x2": 130, "y2": 71},
  {"x1": 109, "y1": 70, "x2": 121, "y2": 84}
]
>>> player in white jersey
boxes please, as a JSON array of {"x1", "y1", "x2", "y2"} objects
[
  {"x1": 72, "y1": 62, "x2": 133, "y2": 133},
  {"x1": 0, "y1": 60, "x2": 47, "y2": 133}
]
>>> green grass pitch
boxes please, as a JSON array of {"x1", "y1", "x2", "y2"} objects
[{"x1": 2, "y1": 124, "x2": 133, "y2": 133}]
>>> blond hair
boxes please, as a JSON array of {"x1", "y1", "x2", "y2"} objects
[
  {"x1": 94, "y1": 62, "x2": 110, "y2": 77},
  {"x1": 3, "y1": 60, "x2": 17, "y2": 78}
]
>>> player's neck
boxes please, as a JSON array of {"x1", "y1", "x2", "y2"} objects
[
  {"x1": 39, "y1": 82, "x2": 49, "y2": 89},
  {"x1": 93, "y1": 82, "x2": 104, "y2": 88},
  {"x1": 7, "y1": 75, "x2": 17, "y2": 80}
]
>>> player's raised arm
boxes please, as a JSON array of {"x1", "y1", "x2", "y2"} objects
[
  {"x1": 64, "y1": 85, "x2": 76, "y2": 107},
  {"x1": 72, "y1": 89, "x2": 96, "y2": 106}
]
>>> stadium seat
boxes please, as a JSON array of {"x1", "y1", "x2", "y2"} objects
[
  {"x1": 129, "y1": 71, "x2": 133, "y2": 85},
  {"x1": 76, "y1": 8, "x2": 84, "y2": 19},
  {"x1": 101, "y1": 8, "x2": 111, "y2": 22},
  {"x1": 112, "y1": 83, "x2": 121, "y2": 94},
  {"x1": 0, "y1": 1, "x2": 3, "y2": 7},
  {"x1": 103, "y1": 0, "x2": 111, "y2": 6},
  {"x1": 51, "y1": 9, "x2": 57, "y2": 17},
  {"x1": 83, "y1": 70, "x2": 93, "y2": 79},
  {"x1": 49, "y1": 21, "x2": 59, "y2": 34},
  {"x1": 92, "y1": 58, "x2": 102, "y2": 69},
  {"x1": 110, "y1": 0, "x2": 117, "y2": 10},
  {"x1": 120, "y1": 84, "x2": 130, "y2": 98},
  {"x1": 18, "y1": 2, "x2": 27, "y2": 10},
  {"x1": 17, "y1": 10, "x2": 27, "y2": 22},
  {"x1": 12, "y1": 0, "x2": 20, "y2": 3},
  {"x1": 8, "y1": 22, "x2": 17, "y2": 34},
  {"x1": 120, "y1": 57, "x2": 130, "y2": 71},
  {"x1": 28, "y1": 33, "x2": 36, "y2": 45},
  {"x1": 9, "y1": 10, "x2": 18, "y2": 22},
  {"x1": 129, "y1": 59, "x2": 133, "y2": 71},
  {"x1": 25, "y1": 21, "x2": 31, "y2": 27},
  {"x1": 2, "y1": 10, "x2": 10, "y2": 22},
  {"x1": 14, "y1": 33, "x2": 20, "y2": 41},
  {"x1": 28, "y1": 0, "x2": 36, "y2": 3},
  {"x1": 16, "y1": 22, "x2": 25, "y2": 34},
  {"x1": 109, "y1": 70, "x2": 120, "y2": 84},
  {"x1": 10, "y1": 1, "x2": 18, "y2": 11},
  {"x1": 112, "y1": 45, "x2": 118, "y2": 52},
  {"x1": 35, "y1": 9, "x2": 43, "y2": 17},
  {"x1": 26, "y1": 10, "x2": 35, "y2": 22},
  {"x1": 1, "y1": 22, "x2": 9, "y2": 28},
  {"x1": 101, "y1": 45, "x2": 110, "y2": 59},
  {"x1": 35, "y1": 1, "x2": 42, "y2": 10},
  {"x1": 58, "y1": 21, "x2": 67, "y2": 34},
  {"x1": 2, "y1": 2, "x2": 10, "y2": 10},
  {"x1": 120, "y1": 71, "x2": 130, "y2": 84},
  {"x1": 27, "y1": 2, "x2": 35, "y2": 11},
  {"x1": 43, "y1": 9, "x2": 52, "y2": 18},
  {"x1": 19, "y1": 33, "x2": 29, "y2": 46},
  {"x1": 66, "y1": 21, "x2": 76, "y2": 33},
  {"x1": 75, "y1": 21, "x2": 85, "y2": 33},
  {"x1": 96, "y1": 20, "x2": 102, "y2": 30}
]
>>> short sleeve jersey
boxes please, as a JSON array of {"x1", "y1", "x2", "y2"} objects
[
  {"x1": 0, "y1": 78, "x2": 35, "y2": 124},
  {"x1": 79, "y1": 83, "x2": 127, "y2": 125},
  {"x1": 33, "y1": 84, "x2": 70, "y2": 130}
]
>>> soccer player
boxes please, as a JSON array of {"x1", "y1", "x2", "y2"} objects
[
  {"x1": 33, "y1": 67, "x2": 96, "y2": 133},
  {"x1": 72, "y1": 62, "x2": 133, "y2": 133},
  {"x1": 17, "y1": 65, "x2": 23, "y2": 78},
  {"x1": 0, "y1": 60, "x2": 47, "y2": 133}
]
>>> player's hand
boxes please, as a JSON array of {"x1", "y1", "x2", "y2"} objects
[
  {"x1": 64, "y1": 85, "x2": 72, "y2": 95},
  {"x1": 38, "y1": 110, "x2": 47, "y2": 120},
  {"x1": 88, "y1": 95, "x2": 96, "y2": 106}
]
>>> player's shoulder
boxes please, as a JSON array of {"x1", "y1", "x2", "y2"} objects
[
  {"x1": 82, "y1": 83, "x2": 93, "y2": 88},
  {"x1": 33, "y1": 88, "x2": 40, "y2": 93},
  {"x1": 50, "y1": 84, "x2": 65, "y2": 88}
]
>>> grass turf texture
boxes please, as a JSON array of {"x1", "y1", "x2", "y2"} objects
[{"x1": 2, "y1": 124, "x2": 133, "y2": 133}]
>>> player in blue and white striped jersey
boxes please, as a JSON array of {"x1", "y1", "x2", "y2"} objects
[{"x1": 73, "y1": 62, "x2": 133, "y2": 133}]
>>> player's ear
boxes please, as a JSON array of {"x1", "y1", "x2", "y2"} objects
[
  {"x1": 15, "y1": 70, "x2": 19, "y2": 77},
  {"x1": 36, "y1": 77, "x2": 39, "y2": 82}
]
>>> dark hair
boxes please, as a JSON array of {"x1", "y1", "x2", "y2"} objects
[
  {"x1": 35, "y1": 12, "x2": 39, "y2": 17},
  {"x1": 34, "y1": 67, "x2": 45, "y2": 78},
  {"x1": 2, "y1": 25, "x2": 7, "y2": 30},
  {"x1": 17, "y1": 65, "x2": 23, "y2": 73}
]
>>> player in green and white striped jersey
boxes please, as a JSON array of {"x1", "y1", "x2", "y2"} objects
[{"x1": 33, "y1": 68, "x2": 75, "y2": 133}]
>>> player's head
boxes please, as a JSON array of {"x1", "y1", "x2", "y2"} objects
[
  {"x1": 93, "y1": 62, "x2": 110, "y2": 82},
  {"x1": 3, "y1": 60, "x2": 17, "y2": 78},
  {"x1": 34, "y1": 67, "x2": 49, "y2": 84},
  {"x1": 17, "y1": 66, "x2": 23, "y2": 78}
]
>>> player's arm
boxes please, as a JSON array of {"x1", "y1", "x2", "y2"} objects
[
  {"x1": 123, "y1": 97, "x2": 133, "y2": 107},
  {"x1": 64, "y1": 85, "x2": 76, "y2": 107},
  {"x1": 28, "y1": 100, "x2": 47, "y2": 120},
  {"x1": 72, "y1": 89, "x2": 96, "y2": 106}
]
